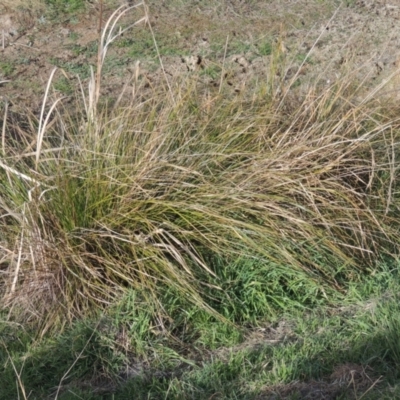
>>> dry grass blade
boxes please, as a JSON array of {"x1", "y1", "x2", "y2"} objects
[
  {"x1": 54, "y1": 320, "x2": 101, "y2": 400},
  {"x1": 1, "y1": 97, "x2": 9, "y2": 156},
  {"x1": 88, "y1": 1, "x2": 147, "y2": 120},
  {"x1": 36, "y1": 68, "x2": 59, "y2": 168},
  {"x1": 1, "y1": 340, "x2": 28, "y2": 400}
]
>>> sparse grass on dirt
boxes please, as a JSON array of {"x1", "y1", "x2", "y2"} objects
[{"x1": 2, "y1": 0, "x2": 400, "y2": 399}]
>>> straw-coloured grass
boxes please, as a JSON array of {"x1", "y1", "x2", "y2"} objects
[{"x1": 1, "y1": 71, "x2": 400, "y2": 330}]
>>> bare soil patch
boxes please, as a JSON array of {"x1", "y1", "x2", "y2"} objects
[{"x1": 2, "y1": 0, "x2": 400, "y2": 113}]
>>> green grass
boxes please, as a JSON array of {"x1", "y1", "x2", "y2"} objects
[
  {"x1": 44, "y1": 0, "x2": 86, "y2": 15},
  {"x1": 118, "y1": 30, "x2": 189, "y2": 59},
  {"x1": 53, "y1": 76, "x2": 74, "y2": 95},
  {"x1": 2, "y1": 261, "x2": 400, "y2": 399},
  {"x1": 0, "y1": 62, "x2": 15, "y2": 77}
]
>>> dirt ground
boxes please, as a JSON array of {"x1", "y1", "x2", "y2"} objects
[{"x1": 2, "y1": 0, "x2": 400, "y2": 114}]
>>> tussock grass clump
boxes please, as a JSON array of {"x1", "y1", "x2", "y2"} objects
[{"x1": 1, "y1": 64, "x2": 400, "y2": 329}]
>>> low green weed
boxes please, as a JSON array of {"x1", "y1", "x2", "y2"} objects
[
  {"x1": 53, "y1": 76, "x2": 74, "y2": 95},
  {"x1": 44, "y1": 0, "x2": 86, "y2": 15},
  {"x1": 51, "y1": 59, "x2": 92, "y2": 77},
  {"x1": 0, "y1": 62, "x2": 15, "y2": 77}
]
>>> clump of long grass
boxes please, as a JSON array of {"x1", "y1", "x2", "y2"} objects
[{"x1": 1, "y1": 3, "x2": 400, "y2": 331}]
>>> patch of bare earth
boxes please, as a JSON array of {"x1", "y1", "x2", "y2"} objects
[{"x1": 2, "y1": 0, "x2": 400, "y2": 113}]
